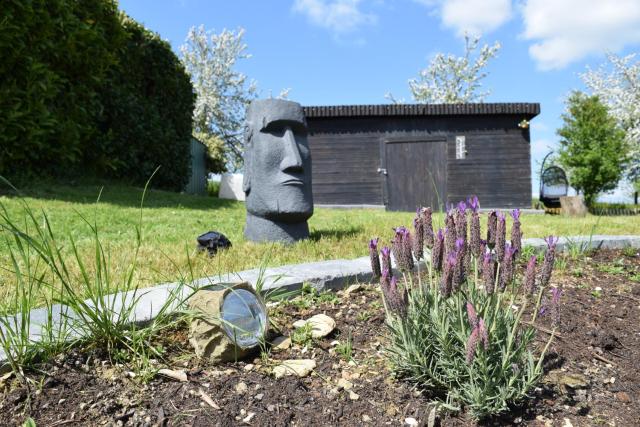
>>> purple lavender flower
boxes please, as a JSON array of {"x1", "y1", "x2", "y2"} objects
[
  {"x1": 452, "y1": 238, "x2": 466, "y2": 291},
  {"x1": 440, "y1": 254, "x2": 456, "y2": 297},
  {"x1": 413, "y1": 210, "x2": 424, "y2": 260},
  {"x1": 421, "y1": 207, "x2": 434, "y2": 249},
  {"x1": 392, "y1": 227, "x2": 414, "y2": 272},
  {"x1": 470, "y1": 209, "x2": 481, "y2": 259},
  {"x1": 466, "y1": 302, "x2": 478, "y2": 328},
  {"x1": 466, "y1": 327, "x2": 480, "y2": 363},
  {"x1": 482, "y1": 252, "x2": 495, "y2": 294},
  {"x1": 445, "y1": 213, "x2": 456, "y2": 257},
  {"x1": 467, "y1": 196, "x2": 480, "y2": 212},
  {"x1": 380, "y1": 267, "x2": 391, "y2": 290},
  {"x1": 380, "y1": 270, "x2": 407, "y2": 316},
  {"x1": 455, "y1": 201, "x2": 468, "y2": 243},
  {"x1": 524, "y1": 255, "x2": 537, "y2": 295},
  {"x1": 381, "y1": 246, "x2": 392, "y2": 276},
  {"x1": 478, "y1": 318, "x2": 489, "y2": 350},
  {"x1": 495, "y1": 212, "x2": 506, "y2": 262},
  {"x1": 510, "y1": 209, "x2": 522, "y2": 256},
  {"x1": 432, "y1": 229, "x2": 444, "y2": 271},
  {"x1": 486, "y1": 211, "x2": 497, "y2": 249},
  {"x1": 466, "y1": 311, "x2": 489, "y2": 363},
  {"x1": 499, "y1": 243, "x2": 515, "y2": 291},
  {"x1": 540, "y1": 236, "x2": 558, "y2": 288},
  {"x1": 369, "y1": 238, "x2": 381, "y2": 280}
]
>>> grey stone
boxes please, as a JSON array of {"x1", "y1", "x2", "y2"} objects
[
  {"x1": 242, "y1": 99, "x2": 313, "y2": 243},
  {"x1": 560, "y1": 196, "x2": 588, "y2": 217}
]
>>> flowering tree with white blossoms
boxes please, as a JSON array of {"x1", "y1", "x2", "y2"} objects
[
  {"x1": 388, "y1": 34, "x2": 500, "y2": 104},
  {"x1": 181, "y1": 26, "x2": 257, "y2": 172},
  {"x1": 581, "y1": 53, "x2": 640, "y2": 190}
]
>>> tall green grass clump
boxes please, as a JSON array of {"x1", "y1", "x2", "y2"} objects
[
  {"x1": 369, "y1": 198, "x2": 560, "y2": 419},
  {"x1": 0, "y1": 177, "x2": 194, "y2": 381}
]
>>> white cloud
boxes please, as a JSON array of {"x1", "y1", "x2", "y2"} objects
[
  {"x1": 522, "y1": 0, "x2": 640, "y2": 70},
  {"x1": 414, "y1": 0, "x2": 512, "y2": 36},
  {"x1": 292, "y1": 0, "x2": 377, "y2": 35}
]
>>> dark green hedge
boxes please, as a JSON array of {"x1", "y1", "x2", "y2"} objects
[{"x1": 0, "y1": 0, "x2": 194, "y2": 190}]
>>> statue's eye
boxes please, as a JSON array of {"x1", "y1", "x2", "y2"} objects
[{"x1": 262, "y1": 124, "x2": 285, "y2": 136}]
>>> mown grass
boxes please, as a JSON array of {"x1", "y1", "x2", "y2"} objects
[{"x1": 1, "y1": 182, "x2": 639, "y2": 306}]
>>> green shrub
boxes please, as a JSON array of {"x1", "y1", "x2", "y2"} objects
[
  {"x1": 0, "y1": 0, "x2": 122, "y2": 178},
  {"x1": 0, "y1": 1, "x2": 194, "y2": 190},
  {"x1": 370, "y1": 202, "x2": 558, "y2": 419},
  {"x1": 94, "y1": 17, "x2": 195, "y2": 190}
]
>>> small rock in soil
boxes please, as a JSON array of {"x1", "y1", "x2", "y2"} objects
[
  {"x1": 405, "y1": 417, "x2": 418, "y2": 426},
  {"x1": 293, "y1": 314, "x2": 336, "y2": 338},
  {"x1": 271, "y1": 336, "x2": 292, "y2": 351},
  {"x1": 348, "y1": 391, "x2": 360, "y2": 400},
  {"x1": 337, "y1": 378, "x2": 353, "y2": 390},
  {"x1": 273, "y1": 359, "x2": 316, "y2": 379},
  {"x1": 235, "y1": 382, "x2": 248, "y2": 394},
  {"x1": 344, "y1": 284, "x2": 364, "y2": 296},
  {"x1": 615, "y1": 391, "x2": 632, "y2": 403}
]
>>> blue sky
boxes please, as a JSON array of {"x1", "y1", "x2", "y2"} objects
[{"x1": 119, "y1": 0, "x2": 640, "y2": 200}]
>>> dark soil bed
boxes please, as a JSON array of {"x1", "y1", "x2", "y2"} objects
[{"x1": 1, "y1": 249, "x2": 639, "y2": 426}]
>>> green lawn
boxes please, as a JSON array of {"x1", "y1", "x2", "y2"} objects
[{"x1": 1, "y1": 183, "x2": 639, "y2": 303}]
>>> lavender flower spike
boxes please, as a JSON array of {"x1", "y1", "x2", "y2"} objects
[
  {"x1": 381, "y1": 246, "x2": 392, "y2": 277},
  {"x1": 421, "y1": 207, "x2": 435, "y2": 249},
  {"x1": 478, "y1": 318, "x2": 489, "y2": 350},
  {"x1": 440, "y1": 254, "x2": 456, "y2": 297},
  {"x1": 381, "y1": 269, "x2": 406, "y2": 316},
  {"x1": 495, "y1": 212, "x2": 506, "y2": 262},
  {"x1": 487, "y1": 210, "x2": 497, "y2": 249},
  {"x1": 369, "y1": 238, "x2": 381, "y2": 280},
  {"x1": 413, "y1": 210, "x2": 424, "y2": 261},
  {"x1": 540, "y1": 236, "x2": 558, "y2": 288},
  {"x1": 466, "y1": 302, "x2": 479, "y2": 328},
  {"x1": 455, "y1": 201, "x2": 468, "y2": 242},
  {"x1": 510, "y1": 209, "x2": 522, "y2": 256},
  {"x1": 445, "y1": 214, "x2": 456, "y2": 257},
  {"x1": 392, "y1": 227, "x2": 414, "y2": 272},
  {"x1": 470, "y1": 208, "x2": 481, "y2": 258},
  {"x1": 432, "y1": 229, "x2": 445, "y2": 272},
  {"x1": 466, "y1": 327, "x2": 480, "y2": 364},
  {"x1": 482, "y1": 252, "x2": 495, "y2": 294},
  {"x1": 452, "y1": 238, "x2": 466, "y2": 291},
  {"x1": 524, "y1": 255, "x2": 537, "y2": 295},
  {"x1": 467, "y1": 196, "x2": 480, "y2": 212},
  {"x1": 499, "y1": 243, "x2": 515, "y2": 291}
]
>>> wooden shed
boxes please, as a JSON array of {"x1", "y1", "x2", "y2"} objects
[{"x1": 302, "y1": 103, "x2": 540, "y2": 211}]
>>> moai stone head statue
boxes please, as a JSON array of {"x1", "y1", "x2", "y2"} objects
[{"x1": 242, "y1": 99, "x2": 313, "y2": 243}]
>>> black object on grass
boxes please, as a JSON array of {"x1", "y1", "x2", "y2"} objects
[{"x1": 197, "y1": 231, "x2": 232, "y2": 256}]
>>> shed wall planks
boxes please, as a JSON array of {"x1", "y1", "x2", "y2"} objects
[{"x1": 305, "y1": 109, "x2": 536, "y2": 210}]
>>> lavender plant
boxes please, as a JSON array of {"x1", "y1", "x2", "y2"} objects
[{"x1": 372, "y1": 200, "x2": 558, "y2": 419}]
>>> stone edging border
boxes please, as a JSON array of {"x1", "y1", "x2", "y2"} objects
[{"x1": 1, "y1": 235, "x2": 639, "y2": 364}]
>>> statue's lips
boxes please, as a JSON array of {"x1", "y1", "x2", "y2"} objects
[{"x1": 281, "y1": 178, "x2": 305, "y2": 186}]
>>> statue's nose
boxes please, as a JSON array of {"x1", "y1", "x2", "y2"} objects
[{"x1": 280, "y1": 127, "x2": 304, "y2": 172}]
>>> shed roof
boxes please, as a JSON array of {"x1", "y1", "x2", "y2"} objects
[{"x1": 303, "y1": 103, "x2": 540, "y2": 118}]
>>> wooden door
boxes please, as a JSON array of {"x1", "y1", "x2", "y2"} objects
[{"x1": 382, "y1": 138, "x2": 447, "y2": 212}]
